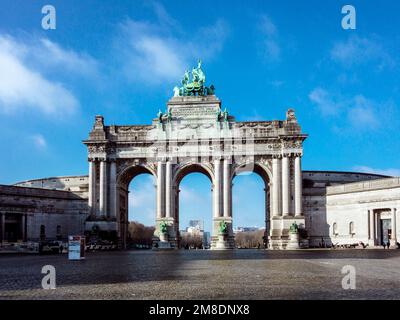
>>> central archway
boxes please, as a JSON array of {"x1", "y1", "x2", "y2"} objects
[
  {"x1": 232, "y1": 162, "x2": 272, "y2": 248},
  {"x1": 173, "y1": 163, "x2": 214, "y2": 248}
]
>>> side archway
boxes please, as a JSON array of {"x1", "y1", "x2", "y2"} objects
[{"x1": 116, "y1": 163, "x2": 157, "y2": 248}]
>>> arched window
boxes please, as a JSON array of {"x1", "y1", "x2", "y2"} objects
[
  {"x1": 333, "y1": 223, "x2": 338, "y2": 236},
  {"x1": 349, "y1": 222, "x2": 355, "y2": 236}
]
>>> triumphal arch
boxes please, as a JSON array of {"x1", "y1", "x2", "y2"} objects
[{"x1": 84, "y1": 61, "x2": 308, "y2": 249}]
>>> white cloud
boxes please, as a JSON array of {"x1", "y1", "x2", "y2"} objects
[
  {"x1": 259, "y1": 15, "x2": 280, "y2": 62},
  {"x1": 37, "y1": 39, "x2": 99, "y2": 77},
  {"x1": 330, "y1": 35, "x2": 395, "y2": 70},
  {"x1": 180, "y1": 187, "x2": 207, "y2": 204},
  {"x1": 348, "y1": 95, "x2": 379, "y2": 128},
  {"x1": 353, "y1": 166, "x2": 400, "y2": 177},
  {"x1": 309, "y1": 89, "x2": 383, "y2": 129},
  {"x1": 0, "y1": 35, "x2": 79, "y2": 115},
  {"x1": 309, "y1": 87, "x2": 342, "y2": 116},
  {"x1": 115, "y1": 5, "x2": 229, "y2": 85},
  {"x1": 30, "y1": 134, "x2": 47, "y2": 149}
]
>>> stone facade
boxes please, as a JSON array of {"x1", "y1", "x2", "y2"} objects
[
  {"x1": 325, "y1": 178, "x2": 400, "y2": 248},
  {"x1": 14, "y1": 176, "x2": 89, "y2": 198},
  {"x1": 3, "y1": 171, "x2": 398, "y2": 249},
  {"x1": 1, "y1": 96, "x2": 398, "y2": 250},
  {"x1": 83, "y1": 95, "x2": 307, "y2": 249},
  {"x1": 0, "y1": 184, "x2": 88, "y2": 242},
  {"x1": 302, "y1": 171, "x2": 393, "y2": 247}
]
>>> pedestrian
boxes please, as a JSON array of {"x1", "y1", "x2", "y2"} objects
[
  {"x1": 387, "y1": 239, "x2": 391, "y2": 249},
  {"x1": 383, "y1": 242, "x2": 386, "y2": 249}
]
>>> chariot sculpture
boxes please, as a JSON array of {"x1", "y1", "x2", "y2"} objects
[{"x1": 173, "y1": 60, "x2": 215, "y2": 97}]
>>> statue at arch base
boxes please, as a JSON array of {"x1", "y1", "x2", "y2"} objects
[
  {"x1": 213, "y1": 220, "x2": 233, "y2": 250},
  {"x1": 155, "y1": 221, "x2": 172, "y2": 250},
  {"x1": 286, "y1": 222, "x2": 301, "y2": 250}
]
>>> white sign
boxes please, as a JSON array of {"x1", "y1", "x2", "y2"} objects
[{"x1": 68, "y1": 235, "x2": 85, "y2": 260}]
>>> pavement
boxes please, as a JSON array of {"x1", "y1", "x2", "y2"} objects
[{"x1": 0, "y1": 249, "x2": 400, "y2": 300}]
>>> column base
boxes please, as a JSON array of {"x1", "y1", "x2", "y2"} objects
[
  {"x1": 268, "y1": 238, "x2": 309, "y2": 249},
  {"x1": 367, "y1": 239, "x2": 376, "y2": 247},
  {"x1": 211, "y1": 234, "x2": 235, "y2": 250},
  {"x1": 156, "y1": 234, "x2": 173, "y2": 250},
  {"x1": 390, "y1": 240, "x2": 399, "y2": 249},
  {"x1": 211, "y1": 217, "x2": 235, "y2": 249},
  {"x1": 268, "y1": 216, "x2": 308, "y2": 249},
  {"x1": 154, "y1": 217, "x2": 179, "y2": 249}
]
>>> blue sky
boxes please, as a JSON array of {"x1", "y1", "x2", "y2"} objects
[{"x1": 0, "y1": 0, "x2": 399, "y2": 231}]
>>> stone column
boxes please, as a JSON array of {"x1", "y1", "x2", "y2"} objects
[
  {"x1": 1, "y1": 213, "x2": 5, "y2": 242},
  {"x1": 368, "y1": 210, "x2": 375, "y2": 246},
  {"x1": 264, "y1": 187, "x2": 270, "y2": 245},
  {"x1": 175, "y1": 188, "x2": 180, "y2": 222},
  {"x1": 294, "y1": 155, "x2": 303, "y2": 217},
  {"x1": 281, "y1": 155, "x2": 290, "y2": 217},
  {"x1": 391, "y1": 208, "x2": 397, "y2": 246},
  {"x1": 213, "y1": 159, "x2": 222, "y2": 218},
  {"x1": 99, "y1": 160, "x2": 107, "y2": 216},
  {"x1": 272, "y1": 157, "x2": 281, "y2": 217},
  {"x1": 368, "y1": 210, "x2": 374, "y2": 240},
  {"x1": 156, "y1": 161, "x2": 165, "y2": 218},
  {"x1": 21, "y1": 214, "x2": 26, "y2": 242},
  {"x1": 223, "y1": 159, "x2": 232, "y2": 218},
  {"x1": 165, "y1": 161, "x2": 172, "y2": 218},
  {"x1": 375, "y1": 212, "x2": 380, "y2": 245},
  {"x1": 109, "y1": 160, "x2": 117, "y2": 218},
  {"x1": 88, "y1": 160, "x2": 97, "y2": 215},
  {"x1": 266, "y1": 185, "x2": 271, "y2": 223}
]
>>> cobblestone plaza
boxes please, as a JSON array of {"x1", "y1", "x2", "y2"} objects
[{"x1": 1, "y1": 250, "x2": 400, "y2": 300}]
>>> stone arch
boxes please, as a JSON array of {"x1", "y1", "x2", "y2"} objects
[
  {"x1": 231, "y1": 161, "x2": 272, "y2": 247},
  {"x1": 171, "y1": 162, "x2": 215, "y2": 247},
  {"x1": 232, "y1": 161, "x2": 272, "y2": 186},
  {"x1": 116, "y1": 163, "x2": 157, "y2": 246},
  {"x1": 173, "y1": 162, "x2": 214, "y2": 187},
  {"x1": 117, "y1": 163, "x2": 157, "y2": 188}
]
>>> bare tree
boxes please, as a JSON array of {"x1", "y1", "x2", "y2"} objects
[
  {"x1": 235, "y1": 230, "x2": 265, "y2": 248},
  {"x1": 128, "y1": 221, "x2": 155, "y2": 247},
  {"x1": 180, "y1": 233, "x2": 203, "y2": 249}
]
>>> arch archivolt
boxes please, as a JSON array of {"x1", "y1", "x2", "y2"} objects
[
  {"x1": 116, "y1": 162, "x2": 157, "y2": 187},
  {"x1": 172, "y1": 161, "x2": 214, "y2": 187},
  {"x1": 117, "y1": 160, "x2": 157, "y2": 186},
  {"x1": 232, "y1": 160, "x2": 272, "y2": 186}
]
